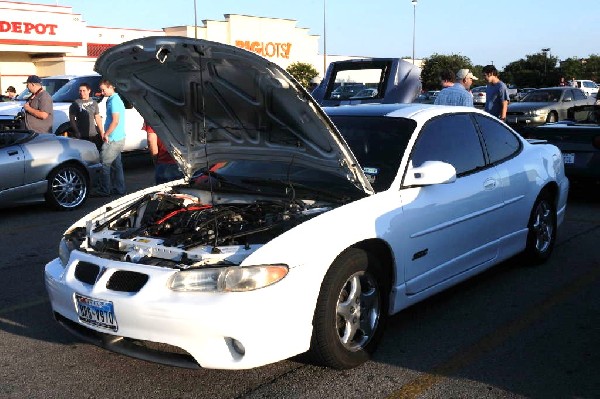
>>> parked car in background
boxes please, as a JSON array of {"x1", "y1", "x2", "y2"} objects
[
  {"x1": 0, "y1": 74, "x2": 147, "y2": 153},
  {"x1": 45, "y1": 36, "x2": 569, "y2": 371},
  {"x1": 349, "y1": 88, "x2": 378, "y2": 99},
  {"x1": 414, "y1": 90, "x2": 439, "y2": 104},
  {"x1": 506, "y1": 87, "x2": 593, "y2": 128},
  {"x1": 330, "y1": 83, "x2": 366, "y2": 100},
  {"x1": 0, "y1": 130, "x2": 101, "y2": 210},
  {"x1": 472, "y1": 86, "x2": 486, "y2": 106},
  {"x1": 312, "y1": 58, "x2": 421, "y2": 106},
  {"x1": 527, "y1": 104, "x2": 600, "y2": 185},
  {"x1": 507, "y1": 84, "x2": 518, "y2": 100},
  {"x1": 574, "y1": 80, "x2": 599, "y2": 97},
  {"x1": 515, "y1": 87, "x2": 536, "y2": 101},
  {"x1": 515, "y1": 88, "x2": 536, "y2": 102}
]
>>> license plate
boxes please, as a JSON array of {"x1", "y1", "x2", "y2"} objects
[
  {"x1": 75, "y1": 294, "x2": 118, "y2": 331},
  {"x1": 562, "y1": 153, "x2": 575, "y2": 164}
]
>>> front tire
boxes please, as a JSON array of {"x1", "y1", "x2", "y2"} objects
[
  {"x1": 546, "y1": 112, "x2": 558, "y2": 123},
  {"x1": 45, "y1": 164, "x2": 89, "y2": 210},
  {"x1": 309, "y1": 248, "x2": 388, "y2": 369},
  {"x1": 523, "y1": 192, "x2": 557, "y2": 264}
]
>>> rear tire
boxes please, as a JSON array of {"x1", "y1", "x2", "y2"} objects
[
  {"x1": 309, "y1": 248, "x2": 388, "y2": 369},
  {"x1": 45, "y1": 164, "x2": 89, "y2": 210},
  {"x1": 523, "y1": 192, "x2": 557, "y2": 264}
]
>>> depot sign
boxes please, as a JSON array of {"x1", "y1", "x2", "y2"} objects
[
  {"x1": 0, "y1": 20, "x2": 58, "y2": 35},
  {"x1": 235, "y1": 40, "x2": 292, "y2": 59}
]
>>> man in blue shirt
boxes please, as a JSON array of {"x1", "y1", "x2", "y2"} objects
[
  {"x1": 482, "y1": 65, "x2": 510, "y2": 121},
  {"x1": 434, "y1": 69, "x2": 478, "y2": 107},
  {"x1": 96, "y1": 79, "x2": 126, "y2": 196}
]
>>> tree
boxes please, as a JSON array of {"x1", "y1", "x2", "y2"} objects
[
  {"x1": 503, "y1": 52, "x2": 560, "y2": 87},
  {"x1": 420, "y1": 53, "x2": 474, "y2": 90},
  {"x1": 286, "y1": 62, "x2": 319, "y2": 90},
  {"x1": 582, "y1": 54, "x2": 600, "y2": 82}
]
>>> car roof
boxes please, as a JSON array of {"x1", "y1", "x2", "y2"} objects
[{"x1": 323, "y1": 102, "x2": 490, "y2": 122}]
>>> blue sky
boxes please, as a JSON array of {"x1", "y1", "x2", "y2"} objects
[{"x1": 13, "y1": 0, "x2": 600, "y2": 69}]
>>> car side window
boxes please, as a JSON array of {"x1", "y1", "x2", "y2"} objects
[
  {"x1": 573, "y1": 89, "x2": 587, "y2": 101},
  {"x1": 410, "y1": 114, "x2": 485, "y2": 176},
  {"x1": 473, "y1": 114, "x2": 521, "y2": 164}
]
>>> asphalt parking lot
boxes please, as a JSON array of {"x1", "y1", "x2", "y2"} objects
[{"x1": 0, "y1": 154, "x2": 598, "y2": 399}]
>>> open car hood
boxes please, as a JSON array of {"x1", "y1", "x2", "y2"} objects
[{"x1": 95, "y1": 36, "x2": 373, "y2": 196}]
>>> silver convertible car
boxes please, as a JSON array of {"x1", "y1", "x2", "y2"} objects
[
  {"x1": 45, "y1": 37, "x2": 569, "y2": 370},
  {"x1": 0, "y1": 130, "x2": 101, "y2": 210}
]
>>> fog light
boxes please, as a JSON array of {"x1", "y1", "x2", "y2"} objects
[{"x1": 228, "y1": 337, "x2": 245, "y2": 356}]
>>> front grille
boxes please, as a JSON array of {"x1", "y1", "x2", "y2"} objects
[
  {"x1": 106, "y1": 271, "x2": 149, "y2": 292},
  {"x1": 74, "y1": 261, "x2": 100, "y2": 285}
]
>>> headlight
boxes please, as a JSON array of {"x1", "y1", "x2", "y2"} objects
[
  {"x1": 168, "y1": 264, "x2": 289, "y2": 292},
  {"x1": 58, "y1": 236, "x2": 75, "y2": 267},
  {"x1": 525, "y1": 109, "x2": 546, "y2": 116}
]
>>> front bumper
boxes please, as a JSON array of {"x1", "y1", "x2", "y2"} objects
[
  {"x1": 44, "y1": 252, "x2": 315, "y2": 369},
  {"x1": 506, "y1": 114, "x2": 548, "y2": 126}
]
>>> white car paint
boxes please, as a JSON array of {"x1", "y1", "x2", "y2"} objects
[
  {"x1": 44, "y1": 37, "x2": 569, "y2": 371},
  {"x1": 44, "y1": 104, "x2": 569, "y2": 370}
]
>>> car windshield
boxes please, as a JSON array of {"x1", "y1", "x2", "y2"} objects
[
  {"x1": 329, "y1": 115, "x2": 415, "y2": 192},
  {"x1": 188, "y1": 161, "x2": 365, "y2": 203},
  {"x1": 522, "y1": 89, "x2": 561, "y2": 102},
  {"x1": 16, "y1": 78, "x2": 70, "y2": 100}
]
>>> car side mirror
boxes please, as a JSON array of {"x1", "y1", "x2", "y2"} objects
[
  {"x1": 563, "y1": 97, "x2": 572, "y2": 102},
  {"x1": 403, "y1": 160, "x2": 457, "y2": 187}
]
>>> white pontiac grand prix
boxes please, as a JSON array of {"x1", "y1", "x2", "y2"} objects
[{"x1": 44, "y1": 36, "x2": 569, "y2": 370}]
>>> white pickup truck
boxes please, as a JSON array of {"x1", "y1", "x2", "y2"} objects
[{"x1": 0, "y1": 73, "x2": 147, "y2": 153}]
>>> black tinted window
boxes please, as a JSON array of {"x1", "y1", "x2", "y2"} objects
[
  {"x1": 329, "y1": 115, "x2": 416, "y2": 192},
  {"x1": 573, "y1": 89, "x2": 587, "y2": 101},
  {"x1": 473, "y1": 114, "x2": 521, "y2": 164},
  {"x1": 411, "y1": 114, "x2": 485, "y2": 176}
]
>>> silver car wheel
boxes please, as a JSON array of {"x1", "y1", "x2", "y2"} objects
[
  {"x1": 336, "y1": 271, "x2": 380, "y2": 352},
  {"x1": 48, "y1": 165, "x2": 88, "y2": 210},
  {"x1": 531, "y1": 200, "x2": 554, "y2": 254}
]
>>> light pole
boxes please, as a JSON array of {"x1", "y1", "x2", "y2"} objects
[
  {"x1": 411, "y1": 0, "x2": 417, "y2": 65},
  {"x1": 193, "y1": 0, "x2": 198, "y2": 39},
  {"x1": 323, "y1": 0, "x2": 327, "y2": 74},
  {"x1": 542, "y1": 48, "x2": 550, "y2": 75}
]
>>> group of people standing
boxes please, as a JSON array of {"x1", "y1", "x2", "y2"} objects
[
  {"x1": 19, "y1": 74, "x2": 183, "y2": 197},
  {"x1": 19, "y1": 75, "x2": 128, "y2": 197},
  {"x1": 434, "y1": 65, "x2": 510, "y2": 121}
]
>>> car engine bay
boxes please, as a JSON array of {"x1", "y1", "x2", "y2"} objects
[{"x1": 67, "y1": 188, "x2": 334, "y2": 268}]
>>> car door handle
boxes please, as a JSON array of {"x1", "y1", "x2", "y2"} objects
[
  {"x1": 7, "y1": 150, "x2": 19, "y2": 156},
  {"x1": 484, "y1": 178, "x2": 497, "y2": 190}
]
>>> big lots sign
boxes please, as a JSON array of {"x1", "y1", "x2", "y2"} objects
[
  {"x1": 235, "y1": 40, "x2": 292, "y2": 59},
  {"x1": 0, "y1": 20, "x2": 58, "y2": 35}
]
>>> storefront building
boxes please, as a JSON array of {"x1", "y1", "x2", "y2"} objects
[{"x1": 0, "y1": 0, "x2": 349, "y2": 94}]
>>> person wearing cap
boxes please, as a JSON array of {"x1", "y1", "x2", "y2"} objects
[
  {"x1": 482, "y1": 65, "x2": 510, "y2": 121},
  {"x1": 5, "y1": 86, "x2": 17, "y2": 100},
  {"x1": 434, "y1": 69, "x2": 477, "y2": 107},
  {"x1": 22, "y1": 75, "x2": 53, "y2": 133}
]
